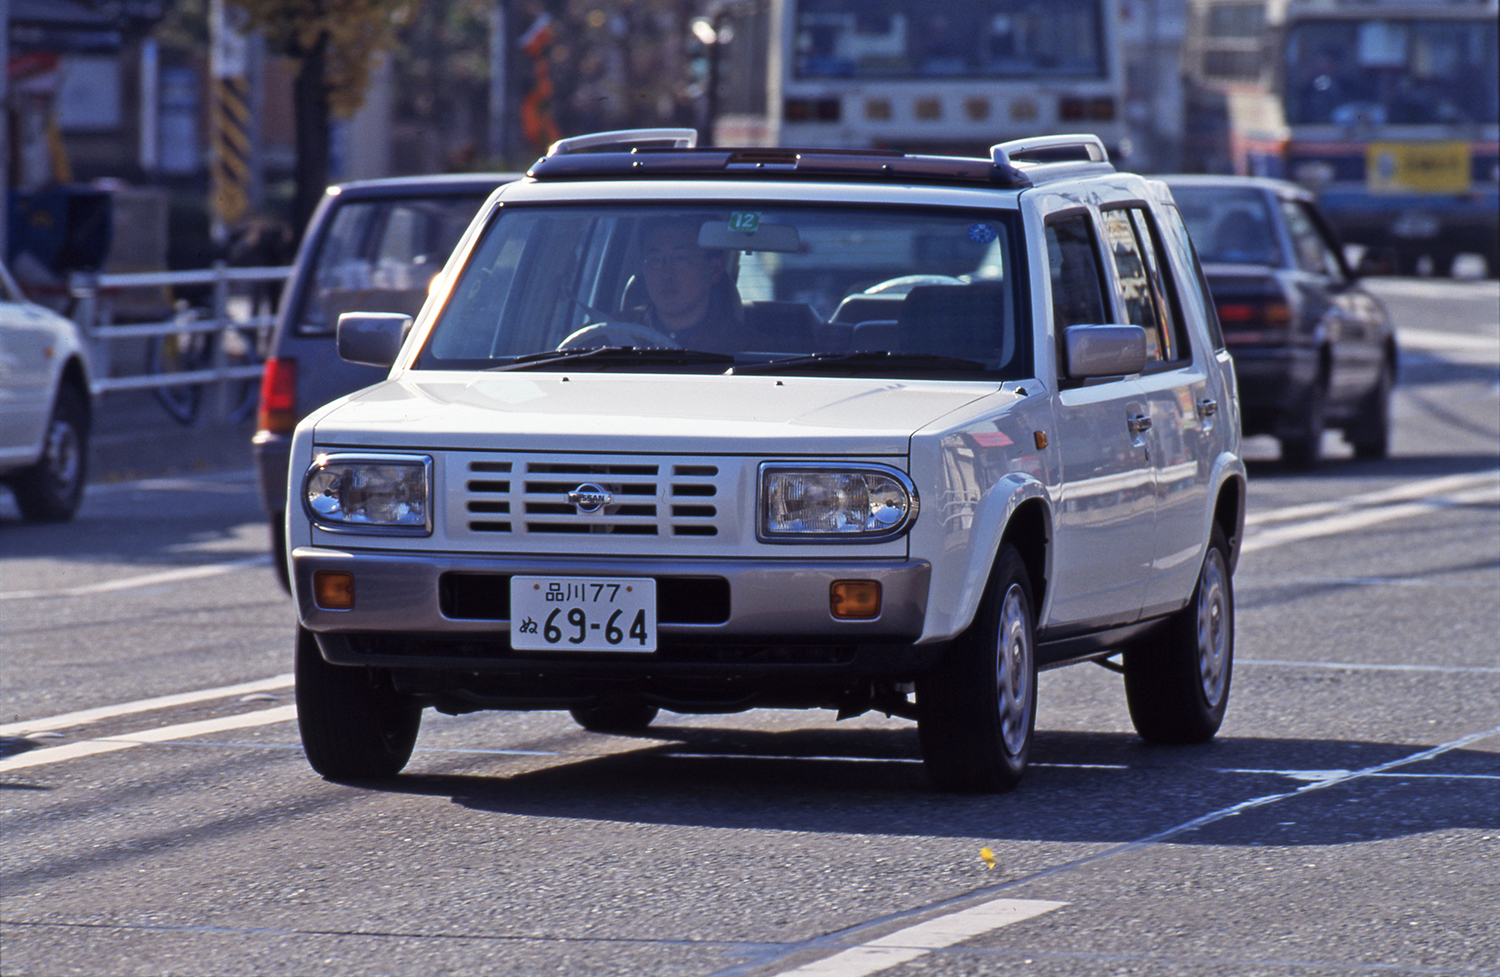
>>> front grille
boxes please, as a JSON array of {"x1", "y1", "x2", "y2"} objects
[{"x1": 461, "y1": 456, "x2": 726, "y2": 538}]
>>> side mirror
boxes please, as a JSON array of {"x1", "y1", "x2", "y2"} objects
[
  {"x1": 1064, "y1": 324, "x2": 1148, "y2": 379},
  {"x1": 337, "y1": 312, "x2": 413, "y2": 368}
]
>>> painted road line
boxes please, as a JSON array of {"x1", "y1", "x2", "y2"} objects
[
  {"x1": 1238, "y1": 659, "x2": 1500, "y2": 674},
  {"x1": 1244, "y1": 470, "x2": 1499, "y2": 528},
  {"x1": 1242, "y1": 483, "x2": 1498, "y2": 554},
  {"x1": 0, "y1": 705, "x2": 299, "y2": 774},
  {"x1": 0, "y1": 674, "x2": 294, "y2": 738},
  {"x1": 0, "y1": 555, "x2": 271, "y2": 601},
  {"x1": 773, "y1": 899, "x2": 1067, "y2": 977}
]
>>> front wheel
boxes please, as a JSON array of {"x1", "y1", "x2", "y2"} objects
[
  {"x1": 1123, "y1": 524, "x2": 1234, "y2": 744},
  {"x1": 11, "y1": 384, "x2": 89, "y2": 522},
  {"x1": 295, "y1": 626, "x2": 421, "y2": 779},
  {"x1": 917, "y1": 544, "x2": 1037, "y2": 793}
]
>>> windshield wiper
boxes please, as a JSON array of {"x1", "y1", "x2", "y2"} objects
[
  {"x1": 730, "y1": 350, "x2": 988, "y2": 376},
  {"x1": 488, "y1": 347, "x2": 735, "y2": 372}
]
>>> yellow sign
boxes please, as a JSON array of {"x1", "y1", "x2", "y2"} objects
[{"x1": 1366, "y1": 142, "x2": 1471, "y2": 194}]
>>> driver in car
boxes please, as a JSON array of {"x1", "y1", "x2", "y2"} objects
[{"x1": 634, "y1": 218, "x2": 746, "y2": 353}]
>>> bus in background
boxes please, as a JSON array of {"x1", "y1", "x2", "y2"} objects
[
  {"x1": 761, "y1": 0, "x2": 1127, "y2": 159},
  {"x1": 1191, "y1": 0, "x2": 1498, "y2": 276}
]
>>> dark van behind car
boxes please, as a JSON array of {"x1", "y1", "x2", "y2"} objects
[{"x1": 254, "y1": 174, "x2": 517, "y2": 587}]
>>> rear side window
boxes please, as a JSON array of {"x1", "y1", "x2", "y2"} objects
[
  {"x1": 1102, "y1": 207, "x2": 1186, "y2": 364},
  {"x1": 1280, "y1": 199, "x2": 1346, "y2": 280},
  {"x1": 1044, "y1": 215, "x2": 1107, "y2": 330},
  {"x1": 292, "y1": 193, "x2": 489, "y2": 336}
]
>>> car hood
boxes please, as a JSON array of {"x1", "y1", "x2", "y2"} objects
[{"x1": 308, "y1": 372, "x2": 1008, "y2": 455}]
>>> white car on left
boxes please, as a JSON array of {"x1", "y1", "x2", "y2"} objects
[{"x1": 0, "y1": 260, "x2": 92, "y2": 521}]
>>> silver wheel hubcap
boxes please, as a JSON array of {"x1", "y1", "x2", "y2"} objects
[
  {"x1": 44, "y1": 418, "x2": 81, "y2": 492},
  {"x1": 1197, "y1": 549, "x2": 1229, "y2": 707},
  {"x1": 996, "y1": 583, "x2": 1033, "y2": 755}
]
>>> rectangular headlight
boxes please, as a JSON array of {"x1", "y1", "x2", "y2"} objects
[
  {"x1": 759, "y1": 463, "x2": 917, "y2": 542},
  {"x1": 303, "y1": 453, "x2": 432, "y2": 534}
]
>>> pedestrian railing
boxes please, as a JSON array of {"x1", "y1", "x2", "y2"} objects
[{"x1": 69, "y1": 263, "x2": 292, "y2": 425}]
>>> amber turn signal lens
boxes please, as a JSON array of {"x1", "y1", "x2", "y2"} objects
[
  {"x1": 830, "y1": 580, "x2": 881, "y2": 620},
  {"x1": 313, "y1": 570, "x2": 355, "y2": 610}
]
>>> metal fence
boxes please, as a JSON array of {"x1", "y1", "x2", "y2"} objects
[{"x1": 69, "y1": 263, "x2": 293, "y2": 424}]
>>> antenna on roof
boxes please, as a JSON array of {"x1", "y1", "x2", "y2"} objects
[{"x1": 547, "y1": 128, "x2": 699, "y2": 157}]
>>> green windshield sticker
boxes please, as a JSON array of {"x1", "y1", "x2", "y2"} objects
[{"x1": 728, "y1": 212, "x2": 761, "y2": 233}]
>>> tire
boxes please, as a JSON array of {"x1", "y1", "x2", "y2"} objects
[
  {"x1": 270, "y1": 513, "x2": 292, "y2": 595},
  {"x1": 1350, "y1": 362, "x2": 1393, "y2": 461},
  {"x1": 1123, "y1": 524, "x2": 1234, "y2": 744},
  {"x1": 11, "y1": 383, "x2": 89, "y2": 522},
  {"x1": 295, "y1": 625, "x2": 421, "y2": 779},
  {"x1": 569, "y1": 703, "x2": 659, "y2": 732},
  {"x1": 1280, "y1": 381, "x2": 1324, "y2": 471},
  {"x1": 917, "y1": 544, "x2": 1037, "y2": 793}
]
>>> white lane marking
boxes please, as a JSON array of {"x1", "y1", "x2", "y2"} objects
[
  {"x1": 0, "y1": 674, "x2": 294, "y2": 738},
  {"x1": 1238, "y1": 658, "x2": 1499, "y2": 674},
  {"x1": 773, "y1": 899, "x2": 1066, "y2": 977},
  {"x1": 1398, "y1": 329, "x2": 1500, "y2": 356},
  {"x1": 1224, "y1": 768, "x2": 1500, "y2": 781},
  {"x1": 0, "y1": 555, "x2": 271, "y2": 600},
  {"x1": 1244, "y1": 470, "x2": 1498, "y2": 528},
  {"x1": 1242, "y1": 483, "x2": 1498, "y2": 554},
  {"x1": 0, "y1": 705, "x2": 299, "y2": 773},
  {"x1": 1127, "y1": 727, "x2": 1500, "y2": 848},
  {"x1": 83, "y1": 470, "x2": 258, "y2": 496}
]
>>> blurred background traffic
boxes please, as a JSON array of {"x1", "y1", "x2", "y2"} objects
[{"x1": 2, "y1": 0, "x2": 1496, "y2": 518}]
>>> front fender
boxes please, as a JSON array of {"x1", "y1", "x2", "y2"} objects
[{"x1": 913, "y1": 470, "x2": 1051, "y2": 644}]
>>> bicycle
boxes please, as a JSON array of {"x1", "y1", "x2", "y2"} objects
[{"x1": 144, "y1": 304, "x2": 266, "y2": 426}]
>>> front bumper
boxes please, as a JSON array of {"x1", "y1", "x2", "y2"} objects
[{"x1": 293, "y1": 548, "x2": 932, "y2": 645}]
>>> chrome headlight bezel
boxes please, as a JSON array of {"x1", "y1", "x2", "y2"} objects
[
  {"x1": 302, "y1": 452, "x2": 433, "y2": 535},
  {"x1": 757, "y1": 462, "x2": 918, "y2": 543}
]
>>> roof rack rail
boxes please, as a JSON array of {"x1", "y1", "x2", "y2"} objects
[
  {"x1": 546, "y1": 128, "x2": 698, "y2": 157},
  {"x1": 991, "y1": 134, "x2": 1112, "y2": 172}
]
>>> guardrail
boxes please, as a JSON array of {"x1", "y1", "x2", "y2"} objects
[{"x1": 68, "y1": 263, "x2": 293, "y2": 424}]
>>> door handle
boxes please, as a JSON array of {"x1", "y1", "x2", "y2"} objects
[
  {"x1": 1127, "y1": 414, "x2": 1152, "y2": 434},
  {"x1": 1197, "y1": 398, "x2": 1218, "y2": 418}
]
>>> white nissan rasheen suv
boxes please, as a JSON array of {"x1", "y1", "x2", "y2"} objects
[{"x1": 287, "y1": 130, "x2": 1246, "y2": 792}]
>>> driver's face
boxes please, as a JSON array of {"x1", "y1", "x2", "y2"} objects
[{"x1": 641, "y1": 224, "x2": 722, "y2": 327}]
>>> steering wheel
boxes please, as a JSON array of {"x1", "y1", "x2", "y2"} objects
[
  {"x1": 863, "y1": 274, "x2": 966, "y2": 296},
  {"x1": 557, "y1": 320, "x2": 681, "y2": 350}
]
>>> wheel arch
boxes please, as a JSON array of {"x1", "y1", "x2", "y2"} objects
[
  {"x1": 999, "y1": 497, "x2": 1050, "y2": 626},
  {"x1": 1212, "y1": 465, "x2": 1247, "y2": 575},
  {"x1": 58, "y1": 354, "x2": 93, "y2": 432}
]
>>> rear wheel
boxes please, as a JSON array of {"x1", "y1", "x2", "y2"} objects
[
  {"x1": 1123, "y1": 524, "x2": 1234, "y2": 744},
  {"x1": 11, "y1": 384, "x2": 89, "y2": 522},
  {"x1": 917, "y1": 544, "x2": 1037, "y2": 793},
  {"x1": 1350, "y1": 362, "x2": 1393, "y2": 461},
  {"x1": 1280, "y1": 382, "x2": 1325, "y2": 471},
  {"x1": 295, "y1": 626, "x2": 421, "y2": 779},
  {"x1": 569, "y1": 703, "x2": 659, "y2": 732}
]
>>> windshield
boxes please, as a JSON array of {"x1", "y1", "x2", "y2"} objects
[
  {"x1": 293, "y1": 193, "x2": 491, "y2": 336},
  {"x1": 1169, "y1": 186, "x2": 1285, "y2": 266},
  {"x1": 416, "y1": 203, "x2": 1026, "y2": 379},
  {"x1": 792, "y1": 0, "x2": 1106, "y2": 79},
  {"x1": 1284, "y1": 18, "x2": 1499, "y2": 125}
]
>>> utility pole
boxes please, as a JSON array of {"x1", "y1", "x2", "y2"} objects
[{"x1": 488, "y1": 0, "x2": 509, "y2": 163}]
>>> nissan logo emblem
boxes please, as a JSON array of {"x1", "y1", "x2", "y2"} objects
[{"x1": 567, "y1": 483, "x2": 613, "y2": 513}]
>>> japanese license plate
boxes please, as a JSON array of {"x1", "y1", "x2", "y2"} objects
[{"x1": 509, "y1": 576, "x2": 657, "y2": 652}]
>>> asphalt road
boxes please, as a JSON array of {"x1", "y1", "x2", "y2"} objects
[{"x1": 2, "y1": 278, "x2": 1497, "y2": 977}]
